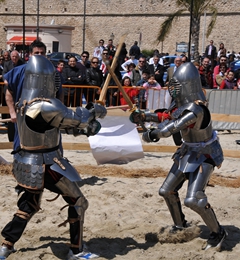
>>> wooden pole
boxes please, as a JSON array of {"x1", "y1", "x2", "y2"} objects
[
  {"x1": 104, "y1": 62, "x2": 135, "y2": 110},
  {"x1": 98, "y1": 34, "x2": 127, "y2": 104}
]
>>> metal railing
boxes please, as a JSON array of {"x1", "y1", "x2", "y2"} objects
[
  {"x1": 0, "y1": 81, "x2": 171, "y2": 109},
  {"x1": 62, "y1": 85, "x2": 171, "y2": 109},
  {"x1": 63, "y1": 85, "x2": 101, "y2": 107}
]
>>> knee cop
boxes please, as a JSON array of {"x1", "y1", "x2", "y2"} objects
[
  {"x1": 55, "y1": 176, "x2": 89, "y2": 222},
  {"x1": 184, "y1": 191, "x2": 209, "y2": 212}
]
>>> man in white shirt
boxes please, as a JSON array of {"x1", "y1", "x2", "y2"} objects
[
  {"x1": 93, "y1": 39, "x2": 105, "y2": 62},
  {"x1": 121, "y1": 55, "x2": 138, "y2": 71}
]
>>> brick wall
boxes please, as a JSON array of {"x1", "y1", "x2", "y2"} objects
[{"x1": 0, "y1": 0, "x2": 239, "y2": 57}]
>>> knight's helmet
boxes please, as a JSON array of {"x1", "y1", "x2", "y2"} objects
[
  {"x1": 20, "y1": 55, "x2": 56, "y2": 104},
  {"x1": 168, "y1": 62, "x2": 206, "y2": 108}
]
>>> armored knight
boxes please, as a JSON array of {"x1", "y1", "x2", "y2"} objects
[
  {"x1": 130, "y1": 62, "x2": 227, "y2": 250},
  {"x1": 0, "y1": 55, "x2": 106, "y2": 259}
]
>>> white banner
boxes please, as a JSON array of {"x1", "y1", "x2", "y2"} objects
[{"x1": 89, "y1": 115, "x2": 144, "y2": 165}]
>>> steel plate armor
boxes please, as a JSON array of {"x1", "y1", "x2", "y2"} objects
[
  {"x1": 1, "y1": 55, "x2": 107, "y2": 256},
  {"x1": 140, "y1": 63, "x2": 225, "y2": 238},
  {"x1": 14, "y1": 56, "x2": 106, "y2": 188}
]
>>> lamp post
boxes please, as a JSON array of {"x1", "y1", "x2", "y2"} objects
[
  {"x1": 37, "y1": 0, "x2": 40, "y2": 39},
  {"x1": 188, "y1": 0, "x2": 193, "y2": 61},
  {"x1": 202, "y1": 10, "x2": 206, "y2": 54},
  {"x1": 23, "y1": 0, "x2": 25, "y2": 57},
  {"x1": 82, "y1": 0, "x2": 86, "y2": 51}
]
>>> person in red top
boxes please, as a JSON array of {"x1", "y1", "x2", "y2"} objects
[
  {"x1": 120, "y1": 76, "x2": 139, "y2": 106},
  {"x1": 213, "y1": 55, "x2": 229, "y2": 88},
  {"x1": 56, "y1": 59, "x2": 65, "y2": 74},
  {"x1": 198, "y1": 57, "x2": 213, "y2": 89}
]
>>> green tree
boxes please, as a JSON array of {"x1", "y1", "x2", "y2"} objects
[{"x1": 157, "y1": 0, "x2": 218, "y2": 61}]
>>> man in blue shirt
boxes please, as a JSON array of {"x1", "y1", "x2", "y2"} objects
[
  {"x1": 1, "y1": 41, "x2": 100, "y2": 259},
  {"x1": 4, "y1": 40, "x2": 63, "y2": 151}
]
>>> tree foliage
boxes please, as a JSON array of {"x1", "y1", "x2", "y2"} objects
[{"x1": 157, "y1": 0, "x2": 218, "y2": 60}]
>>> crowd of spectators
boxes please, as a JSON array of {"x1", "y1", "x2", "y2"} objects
[{"x1": 1, "y1": 40, "x2": 240, "y2": 110}]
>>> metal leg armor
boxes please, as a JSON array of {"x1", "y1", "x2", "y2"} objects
[
  {"x1": 55, "y1": 177, "x2": 88, "y2": 253},
  {"x1": 184, "y1": 163, "x2": 220, "y2": 233},
  {"x1": 159, "y1": 163, "x2": 187, "y2": 228}
]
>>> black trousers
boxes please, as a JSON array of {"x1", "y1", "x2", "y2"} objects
[{"x1": 1, "y1": 166, "x2": 79, "y2": 247}]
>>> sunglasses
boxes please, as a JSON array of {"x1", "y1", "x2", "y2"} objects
[
  {"x1": 82, "y1": 55, "x2": 88, "y2": 58},
  {"x1": 139, "y1": 60, "x2": 145, "y2": 63},
  {"x1": 102, "y1": 53, "x2": 108, "y2": 55},
  {"x1": 92, "y1": 61, "x2": 98, "y2": 64}
]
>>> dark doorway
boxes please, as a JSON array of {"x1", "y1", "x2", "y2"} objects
[{"x1": 52, "y1": 41, "x2": 59, "y2": 52}]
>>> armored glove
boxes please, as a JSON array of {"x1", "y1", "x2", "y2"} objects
[
  {"x1": 129, "y1": 109, "x2": 145, "y2": 124},
  {"x1": 85, "y1": 102, "x2": 107, "y2": 119},
  {"x1": 73, "y1": 119, "x2": 101, "y2": 137},
  {"x1": 75, "y1": 103, "x2": 106, "y2": 130},
  {"x1": 142, "y1": 119, "x2": 170, "y2": 142},
  {"x1": 142, "y1": 129, "x2": 160, "y2": 143}
]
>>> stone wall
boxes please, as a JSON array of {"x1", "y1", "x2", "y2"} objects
[{"x1": 0, "y1": 0, "x2": 239, "y2": 56}]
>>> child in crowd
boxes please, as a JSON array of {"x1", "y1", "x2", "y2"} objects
[
  {"x1": 215, "y1": 65, "x2": 228, "y2": 88},
  {"x1": 120, "y1": 76, "x2": 139, "y2": 107},
  {"x1": 136, "y1": 69, "x2": 150, "y2": 109},
  {"x1": 121, "y1": 63, "x2": 136, "y2": 79},
  {"x1": 219, "y1": 70, "x2": 237, "y2": 89},
  {"x1": 237, "y1": 78, "x2": 240, "y2": 89},
  {"x1": 143, "y1": 74, "x2": 161, "y2": 101},
  {"x1": 56, "y1": 59, "x2": 65, "y2": 73}
]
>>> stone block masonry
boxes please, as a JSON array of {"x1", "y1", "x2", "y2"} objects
[{"x1": 0, "y1": 0, "x2": 239, "y2": 56}]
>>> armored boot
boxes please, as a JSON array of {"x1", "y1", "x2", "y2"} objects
[{"x1": 0, "y1": 241, "x2": 16, "y2": 259}]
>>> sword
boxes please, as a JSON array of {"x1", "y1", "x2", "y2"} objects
[
  {"x1": 98, "y1": 33, "x2": 127, "y2": 105},
  {"x1": 102, "y1": 57, "x2": 148, "y2": 132}
]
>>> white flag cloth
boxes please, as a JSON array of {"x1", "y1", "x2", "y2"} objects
[{"x1": 89, "y1": 115, "x2": 144, "y2": 165}]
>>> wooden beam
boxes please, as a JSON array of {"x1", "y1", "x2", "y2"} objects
[
  {"x1": 63, "y1": 142, "x2": 90, "y2": 150},
  {"x1": 0, "y1": 107, "x2": 9, "y2": 114},
  {"x1": 211, "y1": 113, "x2": 240, "y2": 123},
  {"x1": 106, "y1": 110, "x2": 240, "y2": 122},
  {"x1": 1, "y1": 107, "x2": 240, "y2": 123},
  {"x1": 1, "y1": 142, "x2": 239, "y2": 159},
  {"x1": 0, "y1": 142, "x2": 13, "y2": 149},
  {"x1": 98, "y1": 34, "x2": 127, "y2": 104},
  {"x1": 222, "y1": 149, "x2": 240, "y2": 158}
]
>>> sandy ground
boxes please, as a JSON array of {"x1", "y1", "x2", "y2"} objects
[{"x1": 0, "y1": 129, "x2": 240, "y2": 260}]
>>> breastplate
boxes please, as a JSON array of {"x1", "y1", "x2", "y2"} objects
[
  {"x1": 17, "y1": 107, "x2": 60, "y2": 150},
  {"x1": 175, "y1": 102, "x2": 213, "y2": 143},
  {"x1": 181, "y1": 122, "x2": 213, "y2": 143}
]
